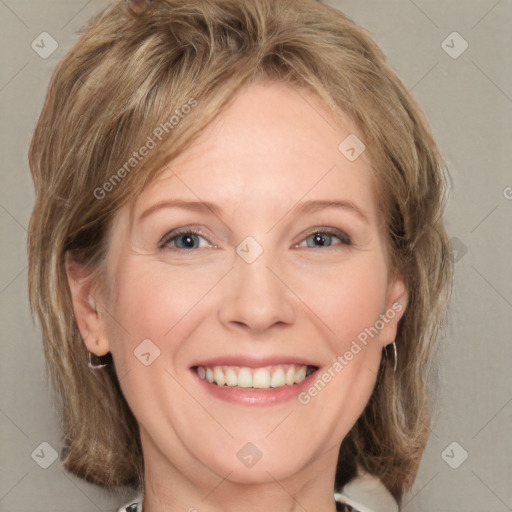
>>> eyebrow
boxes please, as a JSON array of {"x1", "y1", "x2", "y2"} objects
[
  {"x1": 138, "y1": 198, "x2": 369, "y2": 224},
  {"x1": 291, "y1": 199, "x2": 369, "y2": 224},
  {"x1": 138, "y1": 199, "x2": 222, "y2": 222}
]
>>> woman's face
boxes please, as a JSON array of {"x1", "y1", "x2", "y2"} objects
[{"x1": 72, "y1": 81, "x2": 407, "y2": 490}]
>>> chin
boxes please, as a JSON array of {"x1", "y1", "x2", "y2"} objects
[{"x1": 200, "y1": 438, "x2": 316, "y2": 484}]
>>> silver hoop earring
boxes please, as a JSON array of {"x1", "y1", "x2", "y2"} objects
[
  {"x1": 87, "y1": 351, "x2": 112, "y2": 370},
  {"x1": 383, "y1": 341, "x2": 398, "y2": 373},
  {"x1": 389, "y1": 341, "x2": 397, "y2": 373}
]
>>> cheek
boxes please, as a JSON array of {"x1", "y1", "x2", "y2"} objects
[
  {"x1": 293, "y1": 255, "x2": 389, "y2": 433},
  {"x1": 106, "y1": 258, "x2": 221, "y2": 366},
  {"x1": 104, "y1": 259, "x2": 213, "y2": 427},
  {"x1": 297, "y1": 253, "x2": 389, "y2": 350}
]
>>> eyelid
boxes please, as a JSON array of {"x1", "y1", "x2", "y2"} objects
[
  {"x1": 296, "y1": 227, "x2": 352, "y2": 247},
  {"x1": 159, "y1": 226, "x2": 215, "y2": 249},
  {"x1": 159, "y1": 225, "x2": 353, "y2": 251}
]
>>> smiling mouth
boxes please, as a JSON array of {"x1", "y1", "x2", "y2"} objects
[{"x1": 193, "y1": 364, "x2": 318, "y2": 389}]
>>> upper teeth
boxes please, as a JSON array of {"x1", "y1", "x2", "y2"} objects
[{"x1": 196, "y1": 364, "x2": 315, "y2": 389}]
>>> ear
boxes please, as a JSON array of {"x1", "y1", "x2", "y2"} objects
[
  {"x1": 379, "y1": 273, "x2": 409, "y2": 347},
  {"x1": 64, "y1": 252, "x2": 111, "y2": 356}
]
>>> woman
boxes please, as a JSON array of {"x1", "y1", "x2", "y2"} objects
[{"x1": 27, "y1": 0, "x2": 453, "y2": 511}]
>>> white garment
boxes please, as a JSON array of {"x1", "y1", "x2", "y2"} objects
[
  {"x1": 117, "y1": 469, "x2": 398, "y2": 512},
  {"x1": 335, "y1": 468, "x2": 399, "y2": 512}
]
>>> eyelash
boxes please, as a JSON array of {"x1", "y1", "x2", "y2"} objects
[
  {"x1": 159, "y1": 228, "x2": 215, "y2": 251},
  {"x1": 158, "y1": 227, "x2": 352, "y2": 252}
]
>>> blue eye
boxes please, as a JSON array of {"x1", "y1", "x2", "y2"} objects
[
  {"x1": 300, "y1": 230, "x2": 351, "y2": 248},
  {"x1": 160, "y1": 229, "x2": 212, "y2": 251},
  {"x1": 159, "y1": 227, "x2": 352, "y2": 252}
]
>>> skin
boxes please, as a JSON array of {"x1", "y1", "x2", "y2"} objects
[{"x1": 66, "y1": 80, "x2": 408, "y2": 512}]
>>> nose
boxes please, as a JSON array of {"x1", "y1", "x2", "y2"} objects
[{"x1": 217, "y1": 246, "x2": 296, "y2": 334}]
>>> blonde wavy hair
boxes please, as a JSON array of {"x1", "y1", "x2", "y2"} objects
[{"x1": 27, "y1": 0, "x2": 453, "y2": 505}]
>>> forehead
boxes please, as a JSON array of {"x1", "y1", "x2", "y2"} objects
[{"x1": 128, "y1": 81, "x2": 378, "y2": 227}]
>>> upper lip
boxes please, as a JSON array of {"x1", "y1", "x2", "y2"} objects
[{"x1": 191, "y1": 354, "x2": 321, "y2": 369}]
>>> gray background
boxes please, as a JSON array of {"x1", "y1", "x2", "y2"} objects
[{"x1": 1, "y1": 0, "x2": 511, "y2": 510}]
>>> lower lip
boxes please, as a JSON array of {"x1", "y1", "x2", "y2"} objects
[{"x1": 190, "y1": 368, "x2": 319, "y2": 406}]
